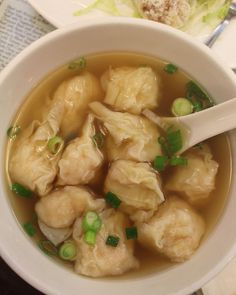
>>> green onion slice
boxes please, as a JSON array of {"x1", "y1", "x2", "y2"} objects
[
  {"x1": 23, "y1": 222, "x2": 36, "y2": 237},
  {"x1": 186, "y1": 81, "x2": 214, "y2": 112},
  {"x1": 164, "y1": 63, "x2": 178, "y2": 74},
  {"x1": 186, "y1": 81, "x2": 210, "y2": 101},
  {"x1": 166, "y1": 129, "x2": 183, "y2": 155},
  {"x1": 154, "y1": 155, "x2": 168, "y2": 172},
  {"x1": 191, "y1": 100, "x2": 203, "y2": 112},
  {"x1": 68, "y1": 57, "x2": 86, "y2": 70},
  {"x1": 158, "y1": 128, "x2": 183, "y2": 157},
  {"x1": 92, "y1": 132, "x2": 104, "y2": 149},
  {"x1": 82, "y1": 211, "x2": 102, "y2": 233},
  {"x1": 59, "y1": 240, "x2": 77, "y2": 261},
  {"x1": 7, "y1": 125, "x2": 21, "y2": 139},
  {"x1": 106, "y1": 235, "x2": 120, "y2": 247},
  {"x1": 171, "y1": 98, "x2": 193, "y2": 117},
  {"x1": 47, "y1": 136, "x2": 64, "y2": 154},
  {"x1": 11, "y1": 183, "x2": 33, "y2": 198},
  {"x1": 105, "y1": 192, "x2": 121, "y2": 209},
  {"x1": 84, "y1": 230, "x2": 97, "y2": 246},
  {"x1": 38, "y1": 240, "x2": 58, "y2": 256},
  {"x1": 170, "y1": 156, "x2": 188, "y2": 166},
  {"x1": 125, "y1": 227, "x2": 138, "y2": 240}
]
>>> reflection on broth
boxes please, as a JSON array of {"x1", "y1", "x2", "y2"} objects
[{"x1": 5, "y1": 52, "x2": 231, "y2": 278}]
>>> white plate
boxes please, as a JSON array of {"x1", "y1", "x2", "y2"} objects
[{"x1": 27, "y1": 0, "x2": 236, "y2": 69}]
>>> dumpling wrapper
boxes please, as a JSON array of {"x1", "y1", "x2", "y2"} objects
[
  {"x1": 9, "y1": 101, "x2": 64, "y2": 196},
  {"x1": 89, "y1": 102, "x2": 162, "y2": 162},
  {"x1": 38, "y1": 219, "x2": 72, "y2": 246},
  {"x1": 165, "y1": 144, "x2": 219, "y2": 205},
  {"x1": 73, "y1": 209, "x2": 139, "y2": 277},
  {"x1": 101, "y1": 66, "x2": 160, "y2": 114},
  {"x1": 104, "y1": 160, "x2": 165, "y2": 222},
  {"x1": 52, "y1": 72, "x2": 103, "y2": 138},
  {"x1": 35, "y1": 186, "x2": 105, "y2": 228},
  {"x1": 57, "y1": 114, "x2": 104, "y2": 185},
  {"x1": 137, "y1": 196, "x2": 205, "y2": 262}
]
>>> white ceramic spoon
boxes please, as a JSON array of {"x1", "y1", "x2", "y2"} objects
[{"x1": 143, "y1": 97, "x2": 236, "y2": 153}]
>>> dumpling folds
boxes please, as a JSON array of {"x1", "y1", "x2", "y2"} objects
[
  {"x1": 35, "y1": 186, "x2": 105, "y2": 228},
  {"x1": 52, "y1": 72, "x2": 103, "y2": 137},
  {"x1": 73, "y1": 209, "x2": 139, "y2": 277},
  {"x1": 57, "y1": 114, "x2": 104, "y2": 185},
  {"x1": 9, "y1": 102, "x2": 64, "y2": 196},
  {"x1": 104, "y1": 160, "x2": 165, "y2": 222},
  {"x1": 89, "y1": 102, "x2": 162, "y2": 162},
  {"x1": 166, "y1": 144, "x2": 219, "y2": 205},
  {"x1": 101, "y1": 66, "x2": 160, "y2": 114},
  {"x1": 137, "y1": 196, "x2": 205, "y2": 262}
]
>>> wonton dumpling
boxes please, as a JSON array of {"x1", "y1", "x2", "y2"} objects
[
  {"x1": 73, "y1": 209, "x2": 139, "y2": 277},
  {"x1": 101, "y1": 66, "x2": 160, "y2": 114},
  {"x1": 166, "y1": 144, "x2": 219, "y2": 205},
  {"x1": 35, "y1": 186, "x2": 105, "y2": 228},
  {"x1": 104, "y1": 160, "x2": 165, "y2": 222},
  {"x1": 89, "y1": 102, "x2": 162, "y2": 162},
  {"x1": 52, "y1": 72, "x2": 103, "y2": 137},
  {"x1": 57, "y1": 114, "x2": 104, "y2": 185},
  {"x1": 137, "y1": 196, "x2": 205, "y2": 262},
  {"x1": 9, "y1": 102, "x2": 64, "y2": 196}
]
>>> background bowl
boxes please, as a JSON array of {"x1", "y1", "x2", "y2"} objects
[{"x1": 0, "y1": 17, "x2": 236, "y2": 295}]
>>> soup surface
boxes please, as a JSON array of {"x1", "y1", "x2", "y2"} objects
[{"x1": 5, "y1": 53, "x2": 232, "y2": 278}]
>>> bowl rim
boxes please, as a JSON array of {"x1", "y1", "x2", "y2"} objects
[{"x1": 1, "y1": 17, "x2": 236, "y2": 295}]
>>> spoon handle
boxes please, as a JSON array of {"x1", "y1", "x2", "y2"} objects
[
  {"x1": 205, "y1": 18, "x2": 230, "y2": 48},
  {"x1": 179, "y1": 97, "x2": 236, "y2": 151}
]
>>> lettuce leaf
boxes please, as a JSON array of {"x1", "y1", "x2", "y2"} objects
[
  {"x1": 203, "y1": 2, "x2": 230, "y2": 27},
  {"x1": 74, "y1": 0, "x2": 140, "y2": 17},
  {"x1": 182, "y1": 0, "x2": 230, "y2": 36}
]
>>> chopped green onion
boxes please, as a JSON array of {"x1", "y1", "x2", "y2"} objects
[
  {"x1": 166, "y1": 129, "x2": 183, "y2": 155},
  {"x1": 125, "y1": 227, "x2": 138, "y2": 240},
  {"x1": 47, "y1": 136, "x2": 64, "y2": 154},
  {"x1": 191, "y1": 100, "x2": 203, "y2": 112},
  {"x1": 68, "y1": 57, "x2": 86, "y2": 70},
  {"x1": 186, "y1": 81, "x2": 210, "y2": 101},
  {"x1": 82, "y1": 211, "x2": 102, "y2": 233},
  {"x1": 7, "y1": 125, "x2": 21, "y2": 139},
  {"x1": 158, "y1": 136, "x2": 169, "y2": 156},
  {"x1": 186, "y1": 81, "x2": 214, "y2": 112},
  {"x1": 158, "y1": 128, "x2": 183, "y2": 157},
  {"x1": 105, "y1": 192, "x2": 121, "y2": 209},
  {"x1": 164, "y1": 63, "x2": 178, "y2": 74},
  {"x1": 11, "y1": 183, "x2": 33, "y2": 198},
  {"x1": 170, "y1": 156, "x2": 188, "y2": 166},
  {"x1": 92, "y1": 132, "x2": 104, "y2": 149},
  {"x1": 171, "y1": 98, "x2": 193, "y2": 117},
  {"x1": 23, "y1": 222, "x2": 36, "y2": 237},
  {"x1": 106, "y1": 235, "x2": 120, "y2": 247},
  {"x1": 84, "y1": 230, "x2": 97, "y2": 246},
  {"x1": 38, "y1": 240, "x2": 58, "y2": 256},
  {"x1": 154, "y1": 155, "x2": 168, "y2": 172},
  {"x1": 59, "y1": 240, "x2": 77, "y2": 261}
]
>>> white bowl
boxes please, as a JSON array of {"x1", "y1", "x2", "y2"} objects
[{"x1": 1, "y1": 17, "x2": 236, "y2": 295}]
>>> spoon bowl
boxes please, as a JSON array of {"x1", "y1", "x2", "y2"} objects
[{"x1": 143, "y1": 96, "x2": 236, "y2": 153}]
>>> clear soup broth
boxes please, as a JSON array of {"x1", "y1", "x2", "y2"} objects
[{"x1": 5, "y1": 53, "x2": 232, "y2": 278}]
